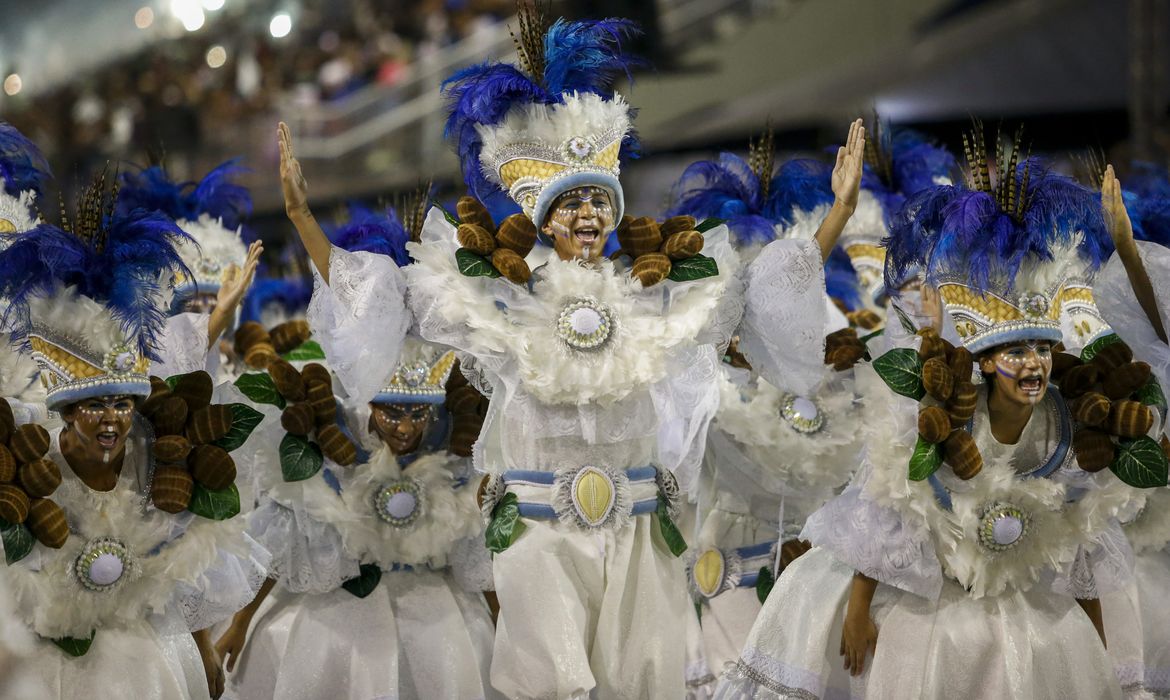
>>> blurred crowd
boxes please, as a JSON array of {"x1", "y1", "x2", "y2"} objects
[{"x1": 0, "y1": 0, "x2": 511, "y2": 186}]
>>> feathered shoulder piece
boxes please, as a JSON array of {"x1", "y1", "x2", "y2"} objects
[
  {"x1": 0, "y1": 168, "x2": 189, "y2": 407},
  {"x1": 0, "y1": 122, "x2": 51, "y2": 200},
  {"x1": 117, "y1": 160, "x2": 252, "y2": 231},
  {"x1": 442, "y1": 3, "x2": 641, "y2": 226},
  {"x1": 328, "y1": 203, "x2": 412, "y2": 267},
  {"x1": 885, "y1": 125, "x2": 1108, "y2": 352}
]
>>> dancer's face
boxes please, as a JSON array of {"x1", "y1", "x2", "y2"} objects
[
  {"x1": 979, "y1": 341, "x2": 1053, "y2": 406},
  {"x1": 543, "y1": 187, "x2": 615, "y2": 263},
  {"x1": 369, "y1": 402, "x2": 433, "y2": 456},
  {"x1": 181, "y1": 292, "x2": 218, "y2": 314},
  {"x1": 61, "y1": 395, "x2": 136, "y2": 463}
]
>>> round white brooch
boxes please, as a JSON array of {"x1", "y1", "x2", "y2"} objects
[
  {"x1": 1018, "y1": 292, "x2": 1050, "y2": 320},
  {"x1": 75, "y1": 537, "x2": 133, "y2": 592},
  {"x1": 556, "y1": 297, "x2": 616, "y2": 351},
  {"x1": 977, "y1": 501, "x2": 1030, "y2": 553},
  {"x1": 780, "y1": 394, "x2": 825, "y2": 434},
  {"x1": 103, "y1": 344, "x2": 136, "y2": 374},
  {"x1": 374, "y1": 479, "x2": 423, "y2": 528},
  {"x1": 563, "y1": 136, "x2": 594, "y2": 162}
]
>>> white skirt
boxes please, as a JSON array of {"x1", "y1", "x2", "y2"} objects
[
  {"x1": 24, "y1": 616, "x2": 208, "y2": 700},
  {"x1": 225, "y1": 569, "x2": 496, "y2": 700},
  {"x1": 715, "y1": 547, "x2": 1122, "y2": 700},
  {"x1": 1104, "y1": 549, "x2": 1170, "y2": 697}
]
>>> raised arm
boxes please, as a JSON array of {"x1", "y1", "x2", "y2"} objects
[
  {"x1": 813, "y1": 118, "x2": 866, "y2": 262},
  {"x1": 1103, "y1": 164, "x2": 1167, "y2": 343},
  {"x1": 207, "y1": 240, "x2": 263, "y2": 349},
  {"x1": 279, "y1": 121, "x2": 333, "y2": 284}
]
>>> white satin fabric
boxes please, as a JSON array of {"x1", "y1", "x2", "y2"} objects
[
  {"x1": 225, "y1": 571, "x2": 497, "y2": 700},
  {"x1": 715, "y1": 548, "x2": 1122, "y2": 700}
]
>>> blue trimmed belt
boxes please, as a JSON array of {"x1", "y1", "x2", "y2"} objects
[
  {"x1": 730, "y1": 540, "x2": 776, "y2": 589},
  {"x1": 501, "y1": 466, "x2": 661, "y2": 522}
]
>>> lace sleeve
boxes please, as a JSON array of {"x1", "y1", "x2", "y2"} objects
[
  {"x1": 247, "y1": 496, "x2": 361, "y2": 595},
  {"x1": 174, "y1": 531, "x2": 271, "y2": 632},
  {"x1": 737, "y1": 238, "x2": 829, "y2": 396},
  {"x1": 1096, "y1": 242, "x2": 1170, "y2": 402},
  {"x1": 802, "y1": 484, "x2": 944, "y2": 600},
  {"x1": 151, "y1": 312, "x2": 211, "y2": 379},
  {"x1": 307, "y1": 247, "x2": 410, "y2": 403}
]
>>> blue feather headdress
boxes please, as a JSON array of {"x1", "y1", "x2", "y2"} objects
[
  {"x1": 117, "y1": 160, "x2": 252, "y2": 230},
  {"x1": 118, "y1": 161, "x2": 252, "y2": 299},
  {"x1": 0, "y1": 122, "x2": 51, "y2": 200},
  {"x1": 824, "y1": 245, "x2": 863, "y2": 312},
  {"x1": 328, "y1": 203, "x2": 412, "y2": 267},
  {"x1": 666, "y1": 152, "x2": 777, "y2": 248},
  {"x1": 442, "y1": 6, "x2": 642, "y2": 232},
  {"x1": 885, "y1": 126, "x2": 1108, "y2": 353},
  {"x1": 0, "y1": 169, "x2": 190, "y2": 408},
  {"x1": 839, "y1": 121, "x2": 960, "y2": 304}
]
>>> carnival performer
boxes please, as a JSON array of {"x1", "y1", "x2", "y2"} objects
[
  {"x1": 116, "y1": 162, "x2": 263, "y2": 380},
  {"x1": 215, "y1": 205, "x2": 496, "y2": 700},
  {"x1": 276, "y1": 6, "x2": 865, "y2": 694},
  {"x1": 715, "y1": 134, "x2": 1160, "y2": 699},
  {"x1": 0, "y1": 174, "x2": 269, "y2": 700},
  {"x1": 1093, "y1": 164, "x2": 1170, "y2": 698},
  {"x1": 0, "y1": 123, "x2": 52, "y2": 420},
  {"x1": 665, "y1": 136, "x2": 866, "y2": 683},
  {"x1": 833, "y1": 120, "x2": 961, "y2": 323}
]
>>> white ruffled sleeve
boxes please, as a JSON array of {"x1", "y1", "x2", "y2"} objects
[
  {"x1": 802, "y1": 470, "x2": 944, "y2": 600},
  {"x1": 307, "y1": 247, "x2": 410, "y2": 404},
  {"x1": 151, "y1": 312, "x2": 211, "y2": 379},
  {"x1": 737, "y1": 238, "x2": 829, "y2": 396},
  {"x1": 173, "y1": 530, "x2": 272, "y2": 632},
  {"x1": 247, "y1": 493, "x2": 362, "y2": 595},
  {"x1": 1095, "y1": 242, "x2": 1170, "y2": 404}
]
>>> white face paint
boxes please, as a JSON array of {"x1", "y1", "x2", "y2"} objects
[
  {"x1": 542, "y1": 187, "x2": 615, "y2": 263},
  {"x1": 982, "y1": 341, "x2": 1053, "y2": 406}
]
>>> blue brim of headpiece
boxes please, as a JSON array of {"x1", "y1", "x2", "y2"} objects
[
  {"x1": 46, "y1": 377, "x2": 151, "y2": 411},
  {"x1": 532, "y1": 171, "x2": 624, "y2": 245},
  {"x1": 371, "y1": 391, "x2": 447, "y2": 406}
]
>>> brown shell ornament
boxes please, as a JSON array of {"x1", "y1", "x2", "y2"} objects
[
  {"x1": 191, "y1": 445, "x2": 237, "y2": 490},
  {"x1": 618, "y1": 217, "x2": 663, "y2": 258},
  {"x1": 152, "y1": 466, "x2": 194, "y2": 513},
  {"x1": 1073, "y1": 428, "x2": 1116, "y2": 472},
  {"x1": 491, "y1": 248, "x2": 531, "y2": 285},
  {"x1": 187, "y1": 405, "x2": 235, "y2": 445},
  {"x1": 631, "y1": 253, "x2": 671, "y2": 287},
  {"x1": 10, "y1": 424, "x2": 50, "y2": 464},
  {"x1": 1070, "y1": 392, "x2": 1111, "y2": 427},
  {"x1": 318, "y1": 424, "x2": 357, "y2": 466},
  {"x1": 660, "y1": 230, "x2": 703, "y2": 260},
  {"x1": 270, "y1": 320, "x2": 312, "y2": 354},
  {"x1": 27, "y1": 498, "x2": 68, "y2": 548},
  {"x1": 496, "y1": 214, "x2": 538, "y2": 256},
  {"x1": 922, "y1": 357, "x2": 956, "y2": 402},
  {"x1": 457, "y1": 196, "x2": 495, "y2": 233},
  {"x1": 944, "y1": 430, "x2": 983, "y2": 480},
  {"x1": 457, "y1": 223, "x2": 497, "y2": 256},
  {"x1": 0, "y1": 484, "x2": 30, "y2": 524},
  {"x1": 918, "y1": 406, "x2": 952, "y2": 444}
]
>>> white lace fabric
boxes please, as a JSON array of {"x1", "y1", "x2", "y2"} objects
[
  {"x1": 152, "y1": 312, "x2": 211, "y2": 379},
  {"x1": 307, "y1": 247, "x2": 410, "y2": 403}
]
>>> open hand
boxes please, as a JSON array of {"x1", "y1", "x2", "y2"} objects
[
  {"x1": 215, "y1": 615, "x2": 251, "y2": 674},
  {"x1": 216, "y1": 240, "x2": 263, "y2": 313},
  {"x1": 279, "y1": 121, "x2": 309, "y2": 218},
  {"x1": 1101, "y1": 164, "x2": 1134, "y2": 252},
  {"x1": 839, "y1": 610, "x2": 878, "y2": 677},
  {"x1": 832, "y1": 118, "x2": 866, "y2": 213}
]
